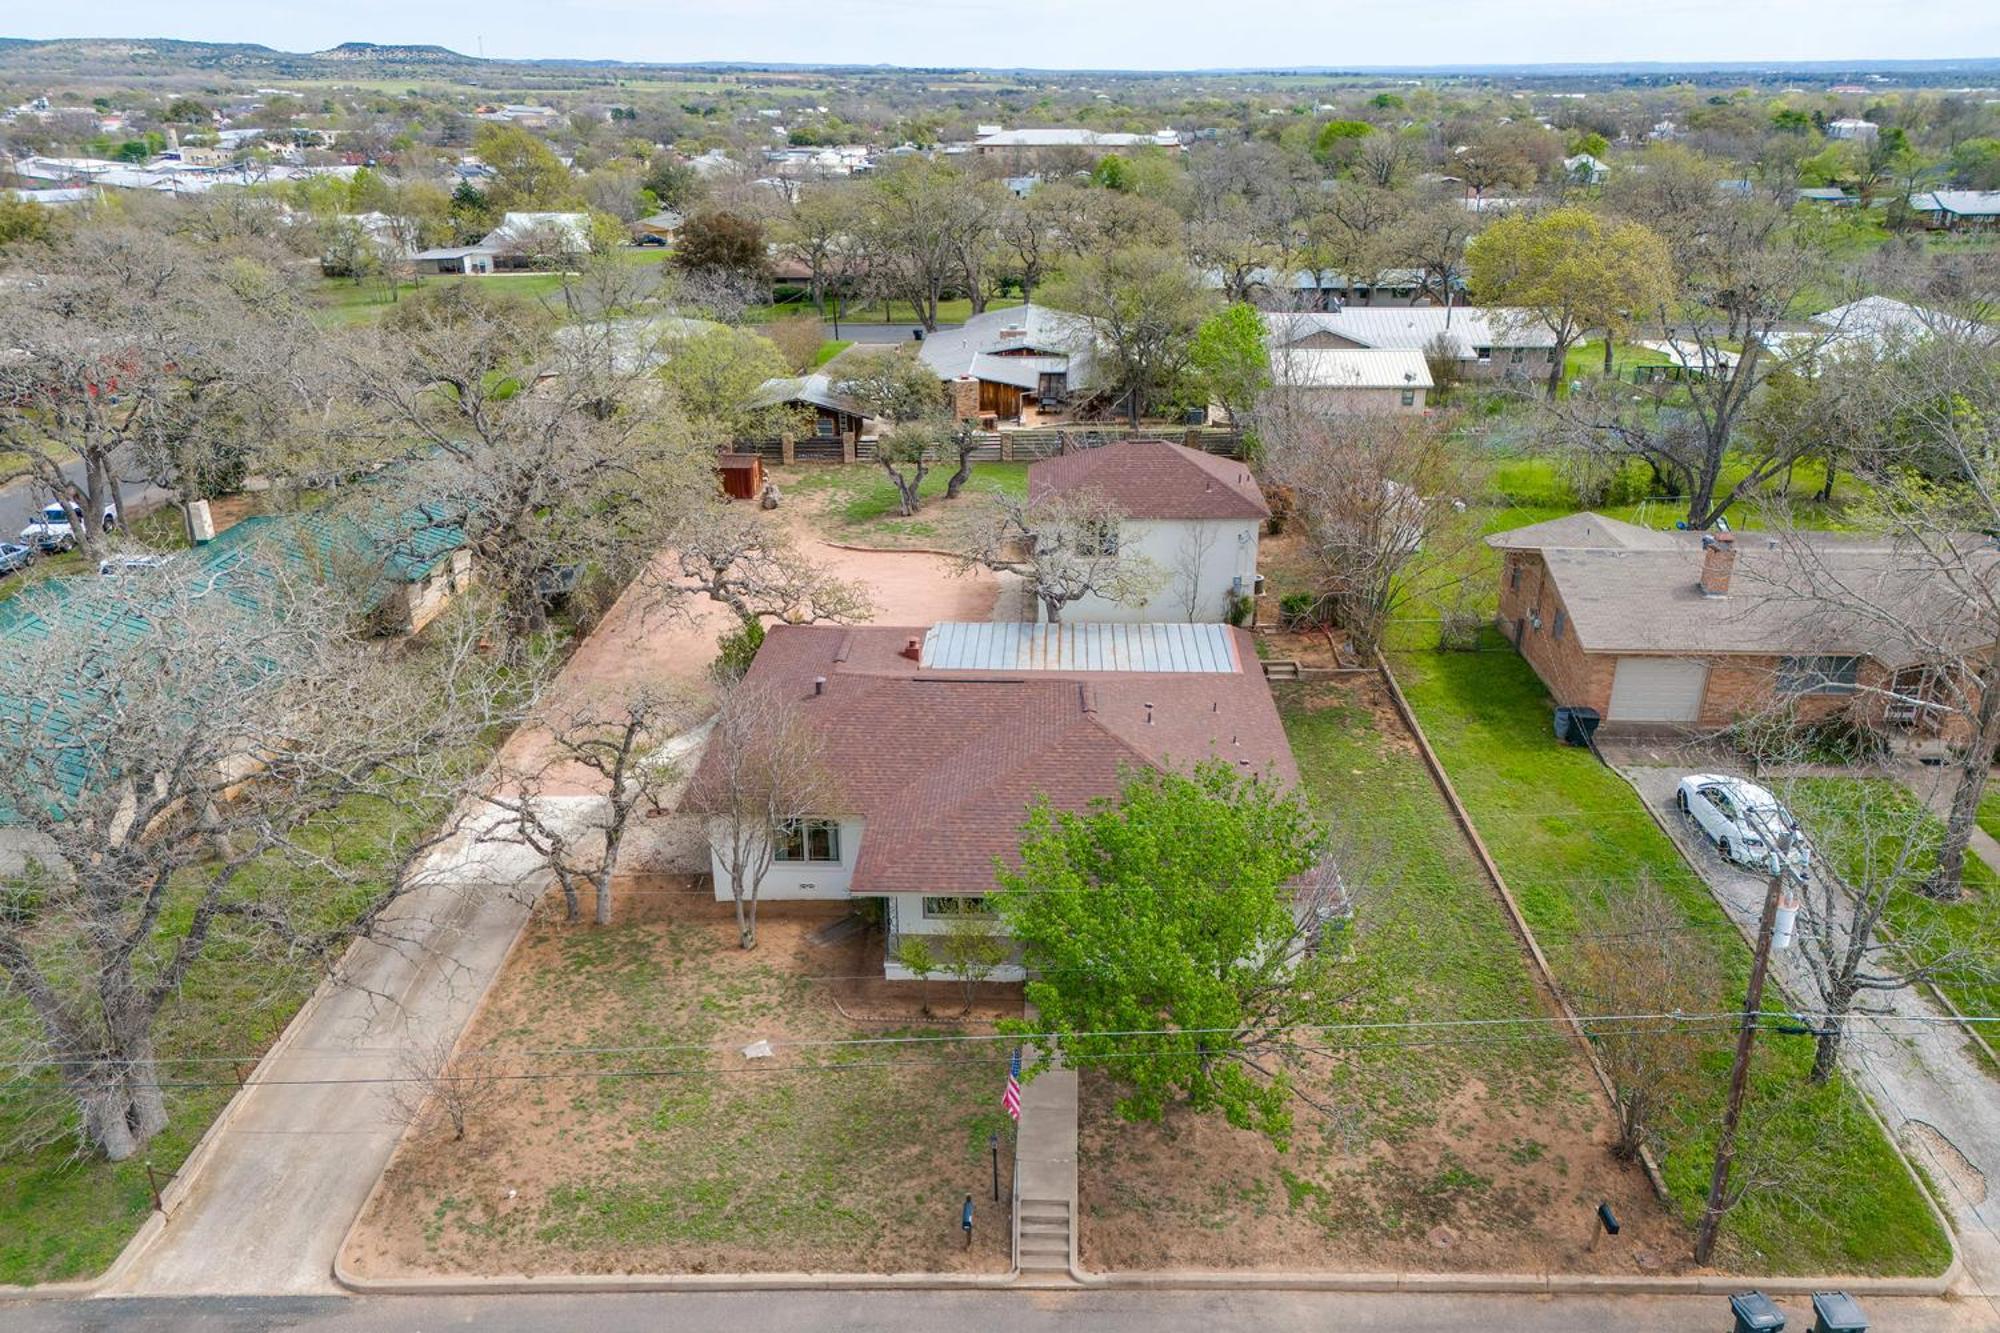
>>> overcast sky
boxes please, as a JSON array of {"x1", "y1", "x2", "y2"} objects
[{"x1": 10, "y1": 1, "x2": 1998, "y2": 70}]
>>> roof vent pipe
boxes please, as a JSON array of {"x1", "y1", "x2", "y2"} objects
[
  {"x1": 813, "y1": 676, "x2": 827, "y2": 696},
  {"x1": 1144, "y1": 701, "x2": 1154, "y2": 725}
]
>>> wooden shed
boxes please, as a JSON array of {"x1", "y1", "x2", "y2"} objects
[{"x1": 717, "y1": 453, "x2": 764, "y2": 501}]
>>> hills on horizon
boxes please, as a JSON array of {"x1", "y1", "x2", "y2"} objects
[{"x1": 0, "y1": 34, "x2": 1998, "y2": 83}]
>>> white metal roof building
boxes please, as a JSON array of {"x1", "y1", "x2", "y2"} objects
[
  {"x1": 919, "y1": 621, "x2": 1243, "y2": 674},
  {"x1": 1271, "y1": 347, "x2": 1434, "y2": 391}
]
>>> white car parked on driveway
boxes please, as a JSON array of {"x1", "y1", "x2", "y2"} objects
[{"x1": 1675, "y1": 774, "x2": 1813, "y2": 880}]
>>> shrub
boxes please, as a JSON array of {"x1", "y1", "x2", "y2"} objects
[
  {"x1": 711, "y1": 617, "x2": 766, "y2": 683},
  {"x1": 1225, "y1": 595, "x2": 1253, "y2": 627},
  {"x1": 1278, "y1": 592, "x2": 1323, "y2": 630}
]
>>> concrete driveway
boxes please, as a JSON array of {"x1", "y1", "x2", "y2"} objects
[
  {"x1": 1619, "y1": 761, "x2": 2000, "y2": 1315},
  {"x1": 99, "y1": 507, "x2": 1001, "y2": 1295}
]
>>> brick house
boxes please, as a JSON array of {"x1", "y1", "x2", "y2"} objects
[
  {"x1": 681, "y1": 622, "x2": 1296, "y2": 980},
  {"x1": 1489, "y1": 513, "x2": 1979, "y2": 741}
]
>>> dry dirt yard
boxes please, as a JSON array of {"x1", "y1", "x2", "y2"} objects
[
  {"x1": 1075, "y1": 678, "x2": 1686, "y2": 1276},
  {"x1": 343, "y1": 882, "x2": 1017, "y2": 1278}
]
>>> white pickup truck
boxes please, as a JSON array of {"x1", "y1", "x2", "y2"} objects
[{"x1": 19, "y1": 500, "x2": 119, "y2": 553}]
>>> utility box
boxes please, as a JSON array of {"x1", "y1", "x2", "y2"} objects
[
  {"x1": 1730, "y1": 1291, "x2": 1787, "y2": 1333},
  {"x1": 1553, "y1": 706, "x2": 1602, "y2": 748},
  {"x1": 1810, "y1": 1291, "x2": 1867, "y2": 1333},
  {"x1": 188, "y1": 499, "x2": 216, "y2": 544}
]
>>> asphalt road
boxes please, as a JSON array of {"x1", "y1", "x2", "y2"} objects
[
  {"x1": 5, "y1": 1290, "x2": 1993, "y2": 1333},
  {"x1": 825, "y1": 320, "x2": 956, "y2": 344},
  {"x1": 0, "y1": 462, "x2": 168, "y2": 542}
]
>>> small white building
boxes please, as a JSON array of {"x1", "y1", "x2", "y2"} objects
[
  {"x1": 1826, "y1": 117, "x2": 1880, "y2": 142},
  {"x1": 1268, "y1": 346, "x2": 1433, "y2": 413},
  {"x1": 1026, "y1": 438, "x2": 1268, "y2": 623}
]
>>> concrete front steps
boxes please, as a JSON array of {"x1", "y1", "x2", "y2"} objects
[{"x1": 1016, "y1": 1196, "x2": 1074, "y2": 1282}]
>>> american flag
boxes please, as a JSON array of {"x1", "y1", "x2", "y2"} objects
[{"x1": 1002, "y1": 1047, "x2": 1023, "y2": 1120}]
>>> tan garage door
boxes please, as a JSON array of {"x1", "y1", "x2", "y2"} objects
[{"x1": 1608, "y1": 656, "x2": 1708, "y2": 722}]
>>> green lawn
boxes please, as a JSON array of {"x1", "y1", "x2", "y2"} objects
[
  {"x1": 0, "y1": 786, "x2": 447, "y2": 1286},
  {"x1": 1080, "y1": 680, "x2": 1673, "y2": 1270},
  {"x1": 780, "y1": 460, "x2": 1030, "y2": 546},
  {"x1": 312, "y1": 249, "x2": 668, "y2": 327},
  {"x1": 1784, "y1": 777, "x2": 2000, "y2": 1028},
  {"x1": 812, "y1": 339, "x2": 853, "y2": 367},
  {"x1": 744, "y1": 295, "x2": 1023, "y2": 327},
  {"x1": 1387, "y1": 643, "x2": 1953, "y2": 1277}
]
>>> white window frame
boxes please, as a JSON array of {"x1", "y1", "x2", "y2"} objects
[
  {"x1": 773, "y1": 819, "x2": 841, "y2": 863},
  {"x1": 922, "y1": 895, "x2": 995, "y2": 918}
]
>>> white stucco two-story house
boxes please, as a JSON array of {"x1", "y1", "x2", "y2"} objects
[
  {"x1": 1026, "y1": 438, "x2": 1269, "y2": 623},
  {"x1": 681, "y1": 621, "x2": 1298, "y2": 981}
]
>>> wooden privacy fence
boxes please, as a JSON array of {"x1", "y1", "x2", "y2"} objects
[{"x1": 731, "y1": 425, "x2": 1245, "y2": 465}]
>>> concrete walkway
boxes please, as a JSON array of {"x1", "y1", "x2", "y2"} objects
[
  {"x1": 1012, "y1": 1058, "x2": 1079, "y2": 1282},
  {"x1": 1620, "y1": 764, "x2": 2000, "y2": 1321}
]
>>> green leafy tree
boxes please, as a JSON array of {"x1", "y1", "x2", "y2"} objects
[
  {"x1": 1043, "y1": 245, "x2": 1213, "y2": 424},
  {"x1": 993, "y1": 762, "x2": 1343, "y2": 1147},
  {"x1": 164, "y1": 97, "x2": 210, "y2": 124},
  {"x1": 656, "y1": 326, "x2": 796, "y2": 445},
  {"x1": 1312, "y1": 119, "x2": 1374, "y2": 167},
  {"x1": 0, "y1": 196, "x2": 59, "y2": 248},
  {"x1": 1186, "y1": 302, "x2": 1272, "y2": 429},
  {"x1": 1467, "y1": 205, "x2": 1671, "y2": 395},
  {"x1": 473, "y1": 122, "x2": 578, "y2": 211}
]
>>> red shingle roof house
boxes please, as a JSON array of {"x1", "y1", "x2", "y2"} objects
[
  {"x1": 1027, "y1": 439, "x2": 1269, "y2": 623},
  {"x1": 685, "y1": 621, "x2": 1297, "y2": 980}
]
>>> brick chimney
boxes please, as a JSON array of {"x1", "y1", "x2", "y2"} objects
[
  {"x1": 1699, "y1": 533, "x2": 1736, "y2": 597},
  {"x1": 949, "y1": 376, "x2": 980, "y2": 420},
  {"x1": 901, "y1": 636, "x2": 922, "y2": 662}
]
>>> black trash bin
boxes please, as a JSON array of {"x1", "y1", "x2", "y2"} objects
[
  {"x1": 1553, "y1": 706, "x2": 1602, "y2": 747},
  {"x1": 1730, "y1": 1290, "x2": 1787, "y2": 1333},
  {"x1": 1810, "y1": 1291, "x2": 1867, "y2": 1333}
]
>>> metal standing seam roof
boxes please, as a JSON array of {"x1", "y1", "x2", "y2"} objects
[{"x1": 919, "y1": 621, "x2": 1242, "y2": 673}]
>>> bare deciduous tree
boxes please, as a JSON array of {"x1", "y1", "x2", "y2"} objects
[
  {"x1": 649, "y1": 503, "x2": 874, "y2": 627},
  {"x1": 958, "y1": 486, "x2": 1163, "y2": 624},
  {"x1": 381, "y1": 1032, "x2": 507, "y2": 1143},
  {"x1": 484, "y1": 686, "x2": 693, "y2": 926},
  {"x1": 1571, "y1": 876, "x2": 1721, "y2": 1160},
  {"x1": 682, "y1": 683, "x2": 835, "y2": 950},
  {"x1": 0, "y1": 564, "x2": 539, "y2": 1161},
  {"x1": 1260, "y1": 408, "x2": 1477, "y2": 656},
  {"x1": 1773, "y1": 772, "x2": 1995, "y2": 1082}
]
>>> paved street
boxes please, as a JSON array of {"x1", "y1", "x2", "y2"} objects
[
  {"x1": 0, "y1": 462, "x2": 170, "y2": 538},
  {"x1": 1620, "y1": 761, "x2": 2000, "y2": 1322},
  {"x1": 7, "y1": 1290, "x2": 1997, "y2": 1333}
]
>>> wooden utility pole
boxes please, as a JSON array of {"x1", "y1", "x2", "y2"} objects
[{"x1": 1693, "y1": 820, "x2": 1797, "y2": 1266}]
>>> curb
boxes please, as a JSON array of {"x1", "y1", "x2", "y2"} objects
[
  {"x1": 817, "y1": 538, "x2": 965, "y2": 560},
  {"x1": 1065, "y1": 1267, "x2": 1963, "y2": 1297},
  {"x1": 330, "y1": 1266, "x2": 1020, "y2": 1295}
]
